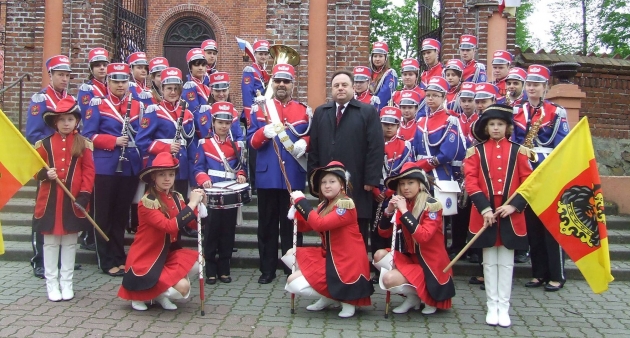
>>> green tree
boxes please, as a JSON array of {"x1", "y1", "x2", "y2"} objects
[
  {"x1": 598, "y1": 0, "x2": 630, "y2": 57},
  {"x1": 514, "y1": 0, "x2": 536, "y2": 50},
  {"x1": 370, "y1": 0, "x2": 419, "y2": 83},
  {"x1": 548, "y1": 0, "x2": 602, "y2": 54}
]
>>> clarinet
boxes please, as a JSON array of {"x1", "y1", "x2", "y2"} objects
[
  {"x1": 172, "y1": 100, "x2": 188, "y2": 158},
  {"x1": 115, "y1": 98, "x2": 133, "y2": 173}
]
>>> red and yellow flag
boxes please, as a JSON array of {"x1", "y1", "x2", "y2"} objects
[
  {"x1": 515, "y1": 117, "x2": 613, "y2": 293},
  {"x1": 0, "y1": 109, "x2": 46, "y2": 209}
]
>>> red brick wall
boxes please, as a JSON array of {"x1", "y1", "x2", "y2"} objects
[
  {"x1": 1, "y1": 0, "x2": 116, "y2": 127},
  {"x1": 441, "y1": 1, "x2": 516, "y2": 65},
  {"x1": 146, "y1": 1, "x2": 268, "y2": 111},
  {"x1": 574, "y1": 71, "x2": 630, "y2": 139}
]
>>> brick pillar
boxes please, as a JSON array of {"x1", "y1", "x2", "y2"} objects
[
  {"x1": 307, "y1": 0, "x2": 327, "y2": 107},
  {"x1": 546, "y1": 84, "x2": 586, "y2": 129},
  {"x1": 441, "y1": 0, "x2": 516, "y2": 65},
  {"x1": 42, "y1": 0, "x2": 63, "y2": 85}
]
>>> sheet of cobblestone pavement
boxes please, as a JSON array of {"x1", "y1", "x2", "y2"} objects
[{"x1": 1, "y1": 261, "x2": 629, "y2": 338}]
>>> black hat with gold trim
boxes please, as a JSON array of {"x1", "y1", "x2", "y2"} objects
[
  {"x1": 43, "y1": 96, "x2": 81, "y2": 128},
  {"x1": 309, "y1": 161, "x2": 349, "y2": 198},
  {"x1": 472, "y1": 104, "x2": 513, "y2": 142},
  {"x1": 138, "y1": 152, "x2": 180, "y2": 184},
  {"x1": 385, "y1": 162, "x2": 429, "y2": 191}
]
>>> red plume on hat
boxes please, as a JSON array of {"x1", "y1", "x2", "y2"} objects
[{"x1": 43, "y1": 96, "x2": 81, "y2": 128}]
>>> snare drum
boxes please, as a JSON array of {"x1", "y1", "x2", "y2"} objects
[{"x1": 205, "y1": 181, "x2": 251, "y2": 209}]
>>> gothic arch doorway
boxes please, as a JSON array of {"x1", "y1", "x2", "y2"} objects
[{"x1": 163, "y1": 17, "x2": 215, "y2": 75}]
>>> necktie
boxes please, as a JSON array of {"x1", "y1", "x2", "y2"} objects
[{"x1": 336, "y1": 105, "x2": 343, "y2": 126}]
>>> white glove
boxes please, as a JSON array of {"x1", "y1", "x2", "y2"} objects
[
  {"x1": 291, "y1": 139, "x2": 307, "y2": 158},
  {"x1": 287, "y1": 205, "x2": 296, "y2": 220},
  {"x1": 198, "y1": 203, "x2": 208, "y2": 219},
  {"x1": 263, "y1": 124, "x2": 277, "y2": 139}
]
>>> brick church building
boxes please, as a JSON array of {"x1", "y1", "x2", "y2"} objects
[{"x1": 0, "y1": 0, "x2": 520, "y2": 127}]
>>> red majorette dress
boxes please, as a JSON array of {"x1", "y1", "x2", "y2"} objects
[
  {"x1": 378, "y1": 197, "x2": 455, "y2": 309},
  {"x1": 118, "y1": 190, "x2": 198, "y2": 301},
  {"x1": 293, "y1": 195, "x2": 374, "y2": 306}
]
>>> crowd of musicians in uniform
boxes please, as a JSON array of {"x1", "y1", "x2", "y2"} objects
[{"x1": 23, "y1": 33, "x2": 570, "y2": 326}]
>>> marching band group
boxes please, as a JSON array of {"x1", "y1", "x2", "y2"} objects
[{"x1": 24, "y1": 33, "x2": 569, "y2": 327}]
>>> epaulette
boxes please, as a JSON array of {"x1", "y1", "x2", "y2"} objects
[
  {"x1": 199, "y1": 104, "x2": 211, "y2": 114},
  {"x1": 79, "y1": 83, "x2": 93, "y2": 92},
  {"x1": 183, "y1": 81, "x2": 196, "y2": 90},
  {"x1": 477, "y1": 62, "x2": 486, "y2": 70},
  {"x1": 371, "y1": 95, "x2": 381, "y2": 105},
  {"x1": 83, "y1": 137, "x2": 94, "y2": 151},
  {"x1": 447, "y1": 115, "x2": 459, "y2": 125},
  {"x1": 34, "y1": 140, "x2": 43, "y2": 149},
  {"x1": 31, "y1": 93, "x2": 46, "y2": 103},
  {"x1": 89, "y1": 96, "x2": 102, "y2": 106},
  {"x1": 173, "y1": 191, "x2": 185, "y2": 203},
  {"x1": 388, "y1": 68, "x2": 398, "y2": 77},
  {"x1": 298, "y1": 102, "x2": 313, "y2": 117},
  {"x1": 198, "y1": 138, "x2": 206, "y2": 145},
  {"x1": 145, "y1": 104, "x2": 158, "y2": 114},
  {"x1": 424, "y1": 197, "x2": 442, "y2": 212},
  {"x1": 555, "y1": 106, "x2": 567, "y2": 118},
  {"x1": 335, "y1": 197, "x2": 355, "y2": 210},
  {"x1": 518, "y1": 145, "x2": 538, "y2": 162},
  {"x1": 512, "y1": 105, "x2": 521, "y2": 114},
  {"x1": 138, "y1": 90, "x2": 152, "y2": 99},
  {"x1": 141, "y1": 194, "x2": 161, "y2": 210},
  {"x1": 465, "y1": 146, "x2": 476, "y2": 159},
  {"x1": 129, "y1": 82, "x2": 137, "y2": 88},
  {"x1": 243, "y1": 66, "x2": 255, "y2": 73}
]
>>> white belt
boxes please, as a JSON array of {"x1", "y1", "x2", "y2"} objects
[
  {"x1": 451, "y1": 161, "x2": 462, "y2": 167},
  {"x1": 156, "y1": 138, "x2": 187, "y2": 146},
  {"x1": 416, "y1": 155, "x2": 432, "y2": 160},
  {"x1": 208, "y1": 170, "x2": 235, "y2": 179},
  {"x1": 533, "y1": 147, "x2": 553, "y2": 154}
]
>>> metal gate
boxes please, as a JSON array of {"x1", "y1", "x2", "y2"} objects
[
  {"x1": 417, "y1": 1, "x2": 442, "y2": 71},
  {"x1": 113, "y1": 0, "x2": 147, "y2": 63}
]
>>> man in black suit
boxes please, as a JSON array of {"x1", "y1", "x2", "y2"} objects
[{"x1": 307, "y1": 70, "x2": 385, "y2": 249}]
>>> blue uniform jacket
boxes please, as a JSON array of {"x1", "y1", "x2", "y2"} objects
[
  {"x1": 129, "y1": 82, "x2": 154, "y2": 107},
  {"x1": 25, "y1": 87, "x2": 66, "y2": 144},
  {"x1": 193, "y1": 135, "x2": 246, "y2": 186},
  {"x1": 412, "y1": 108, "x2": 464, "y2": 180},
  {"x1": 82, "y1": 95, "x2": 144, "y2": 176},
  {"x1": 241, "y1": 64, "x2": 269, "y2": 125},
  {"x1": 370, "y1": 69, "x2": 398, "y2": 107},
  {"x1": 247, "y1": 99, "x2": 310, "y2": 190},
  {"x1": 136, "y1": 103, "x2": 196, "y2": 181},
  {"x1": 77, "y1": 80, "x2": 107, "y2": 120}
]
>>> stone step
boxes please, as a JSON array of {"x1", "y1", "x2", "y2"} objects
[{"x1": 2, "y1": 239, "x2": 629, "y2": 281}]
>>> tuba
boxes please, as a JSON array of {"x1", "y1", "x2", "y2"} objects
[{"x1": 264, "y1": 45, "x2": 301, "y2": 99}]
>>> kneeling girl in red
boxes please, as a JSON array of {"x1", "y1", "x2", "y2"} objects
[
  {"x1": 373, "y1": 162, "x2": 455, "y2": 315},
  {"x1": 283, "y1": 161, "x2": 373, "y2": 318},
  {"x1": 34, "y1": 96, "x2": 95, "y2": 302},
  {"x1": 464, "y1": 104, "x2": 533, "y2": 327},
  {"x1": 117, "y1": 152, "x2": 207, "y2": 311}
]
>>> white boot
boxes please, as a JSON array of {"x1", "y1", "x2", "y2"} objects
[
  {"x1": 154, "y1": 293, "x2": 178, "y2": 310},
  {"x1": 285, "y1": 276, "x2": 318, "y2": 298},
  {"x1": 43, "y1": 235, "x2": 61, "y2": 302},
  {"x1": 131, "y1": 301, "x2": 148, "y2": 311},
  {"x1": 483, "y1": 247, "x2": 499, "y2": 326},
  {"x1": 281, "y1": 250, "x2": 298, "y2": 271},
  {"x1": 306, "y1": 297, "x2": 340, "y2": 311},
  {"x1": 390, "y1": 284, "x2": 421, "y2": 314},
  {"x1": 59, "y1": 234, "x2": 78, "y2": 301},
  {"x1": 497, "y1": 246, "x2": 515, "y2": 328},
  {"x1": 422, "y1": 305, "x2": 437, "y2": 315},
  {"x1": 338, "y1": 303, "x2": 356, "y2": 318}
]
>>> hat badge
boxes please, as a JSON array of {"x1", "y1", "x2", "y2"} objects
[
  {"x1": 154, "y1": 59, "x2": 163, "y2": 64},
  {"x1": 531, "y1": 67, "x2": 541, "y2": 73},
  {"x1": 429, "y1": 77, "x2": 440, "y2": 84},
  {"x1": 214, "y1": 74, "x2": 224, "y2": 80},
  {"x1": 385, "y1": 109, "x2": 395, "y2": 115},
  {"x1": 422, "y1": 40, "x2": 430, "y2": 46},
  {"x1": 494, "y1": 51, "x2": 503, "y2": 57},
  {"x1": 278, "y1": 65, "x2": 290, "y2": 71},
  {"x1": 219, "y1": 104, "x2": 230, "y2": 111},
  {"x1": 462, "y1": 37, "x2": 471, "y2": 42},
  {"x1": 402, "y1": 92, "x2": 412, "y2": 98},
  {"x1": 166, "y1": 70, "x2": 178, "y2": 76},
  {"x1": 59, "y1": 57, "x2": 69, "y2": 63},
  {"x1": 463, "y1": 83, "x2": 473, "y2": 89},
  {"x1": 137, "y1": 52, "x2": 146, "y2": 58},
  {"x1": 475, "y1": 84, "x2": 486, "y2": 91},
  {"x1": 375, "y1": 42, "x2": 384, "y2": 47},
  {"x1": 114, "y1": 64, "x2": 125, "y2": 71},
  {"x1": 355, "y1": 67, "x2": 364, "y2": 72},
  {"x1": 94, "y1": 50, "x2": 105, "y2": 55}
]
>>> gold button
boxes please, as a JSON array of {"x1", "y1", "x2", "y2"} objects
[
  {"x1": 498, "y1": 179, "x2": 502, "y2": 183},
  {"x1": 62, "y1": 139, "x2": 66, "y2": 142},
  {"x1": 497, "y1": 191, "x2": 502, "y2": 194},
  {"x1": 498, "y1": 167, "x2": 502, "y2": 170},
  {"x1": 62, "y1": 158, "x2": 65, "y2": 161},
  {"x1": 497, "y1": 155, "x2": 501, "y2": 158},
  {"x1": 62, "y1": 148, "x2": 66, "y2": 151}
]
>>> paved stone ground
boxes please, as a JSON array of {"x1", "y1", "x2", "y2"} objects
[{"x1": 0, "y1": 261, "x2": 629, "y2": 338}]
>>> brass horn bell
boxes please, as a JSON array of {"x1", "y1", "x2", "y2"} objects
[{"x1": 265, "y1": 44, "x2": 301, "y2": 99}]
